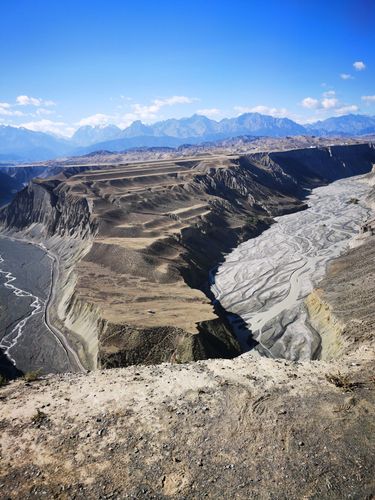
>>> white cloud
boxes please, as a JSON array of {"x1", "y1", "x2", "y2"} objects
[
  {"x1": 322, "y1": 97, "x2": 339, "y2": 109},
  {"x1": 362, "y1": 95, "x2": 375, "y2": 104},
  {"x1": 353, "y1": 61, "x2": 366, "y2": 71},
  {"x1": 78, "y1": 113, "x2": 113, "y2": 127},
  {"x1": 340, "y1": 73, "x2": 354, "y2": 80},
  {"x1": 20, "y1": 119, "x2": 74, "y2": 137},
  {"x1": 300, "y1": 92, "x2": 359, "y2": 118},
  {"x1": 16, "y1": 95, "x2": 56, "y2": 107},
  {"x1": 302, "y1": 92, "x2": 338, "y2": 111},
  {"x1": 334, "y1": 105, "x2": 359, "y2": 115},
  {"x1": 116, "y1": 96, "x2": 199, "y2": 128},
  {"x1": 0, "y1": 102, "x2": 25, "y2": 117},
  {"x1": 78, "y1": 95, "x2": 198, "y2": 129},
  {"x1": 130, "y1": 95, "x2": 198, "y2": 122},
  {"x1": 234, "y1": 105, "x2": 289, "y2": 117},
  {"x1": 35, "y1": 107, "x2": 55, "y2": 116},
  {"x1": 301, "y1": 97, "x2": 320, "y2": 109},
  {"x1": 196, "y1": 108, "x2": 221, "y2": 117}
]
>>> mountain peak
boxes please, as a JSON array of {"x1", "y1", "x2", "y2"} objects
[
  {"x1": 72, "y1": 124, "x2": 122, "y2": 146},
  {"x1": 1, "y1": 113, "x2": 375, "y2": 162}
]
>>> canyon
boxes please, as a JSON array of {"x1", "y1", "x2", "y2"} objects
[
  {"x1": 0, "y1": 142, "x2": 374, "y2": 374},
  {"x1": 211, "y1": 175, "x2": 371, "y2": 360},
  {"x1": 0, "y1": 141, "x2": 374, "y2": 498}
]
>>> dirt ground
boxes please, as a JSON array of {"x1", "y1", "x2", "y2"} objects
[{"x1": 0, "y1": 344, "x2": 374, "y2": 499}]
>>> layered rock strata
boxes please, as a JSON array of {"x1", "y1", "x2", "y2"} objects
[{"x1": 1, "y1": 144, "x2": 374, "y2": 369}]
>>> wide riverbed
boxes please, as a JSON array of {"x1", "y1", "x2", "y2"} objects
[
  {"x1": 0, "y1": 237, "x2": 71, "y2": 376},
  {"x1": 211, "y1": 175, "x2": 372, "y2": 360}
]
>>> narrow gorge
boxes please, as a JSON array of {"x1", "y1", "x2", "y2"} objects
[{"x1": 0, "y1": 143, "x2": 375, "y2": 373}]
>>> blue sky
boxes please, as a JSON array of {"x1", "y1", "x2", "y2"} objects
[{"x1": 0, "y1": 0, "x2": 374, "y2": 136}]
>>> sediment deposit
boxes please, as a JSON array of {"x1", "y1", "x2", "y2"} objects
[
  {"x1": 211, "y1": 175, "x2": 371, "y2": 360},
  {"x1": 0, "y1": 143, "x2": 374, "y2": 370}
]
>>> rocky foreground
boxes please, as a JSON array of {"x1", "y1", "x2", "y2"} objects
[
  {"x1": 1, "y1": 232, "x2": 375, "y2": 498},
  {"x1": 0, "y1": 346, "x2": 374, "y2": 499}
]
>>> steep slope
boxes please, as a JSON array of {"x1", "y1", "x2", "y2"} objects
[
  {"x1": 3, "y1": 158, "x2": 375, "y2": 498},
  {"x1": 0, "y1": 171, "x2": 20, "y2": 206},
  {"x1": 0, "y1": 143, "x2": 374, "y2": 372}
]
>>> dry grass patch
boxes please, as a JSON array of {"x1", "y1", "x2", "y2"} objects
[{"x1": 325, "y1": 372, "x2": 356, "y2": 392}]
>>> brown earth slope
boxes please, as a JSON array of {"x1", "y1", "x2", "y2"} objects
[{"x1": 1, "y1": 143, "x2": 374, "y2": 370}]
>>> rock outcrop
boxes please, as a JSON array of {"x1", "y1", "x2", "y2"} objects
[
  {"x1": 306, "y1": 228, "x2": 375, "y2": 359},
  {"x1": 1, "y1": 143, "x2": 375, "y2": 370}
]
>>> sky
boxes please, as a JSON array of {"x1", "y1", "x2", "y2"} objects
[{"x1": 0, "y1": 0, "x2": 374, "y2": 137}]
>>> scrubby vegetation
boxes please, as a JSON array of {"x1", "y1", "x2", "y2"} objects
[{"x1": 24, "y1": 369, "x2": 41, "y2": 382}]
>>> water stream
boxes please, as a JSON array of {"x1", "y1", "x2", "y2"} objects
[
  {"x1": 0, "y1": 254, "x2": 44, "y2": 365},
  {"x1": 211, "y1": 175, "x2": 372, "y2": 360},
  {"x1": 0, "y1": 237, "x2": 72, "y2": 375}
]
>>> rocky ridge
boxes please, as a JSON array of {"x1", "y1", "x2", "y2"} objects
[{"x1": 0, "y1": 144, "x2": 375, "y2": 371}]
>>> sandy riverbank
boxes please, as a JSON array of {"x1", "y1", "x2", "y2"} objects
[{"x1": 211, "y1": 175, "x2": 373, "y2": 360}]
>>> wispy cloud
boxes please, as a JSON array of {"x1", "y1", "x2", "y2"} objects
[
  {"x1": 35, "y1": 108, "x2": 55, "y2": 116},
  {"x1": 79, "y1": 95, "x2": 198, "y2": 129},
  {"x1": 0, "y1": 102, "x2": 25, "y2": 117},
  {"x1": 362, "y1": 95, "x2": 375, "y2": 104},
  {"x1": 196, "y1": 108, "x2": 222, "y2": 118},
  {"x1": 340, "y1": 73, "x2": 354, "y2": 80},
  {"x1": 16, "y1": 95, "x2": 55, "y2": 107},
  {"x1": 323, "y1": 90, "x2": 336, "y2": 97},
  {"x1": 234, "y1": 105, "x2": 289, "y2": 117},
  {"x1": 300, "y1": 90, "x2": 358, "y2": 118},
  {"x1": 78, "y1": 113, "x2": 113, "y2": 127},
  {"x1": 321, "y1": 97, "x2": 339, "y2": 109},
  {"x1": 19, "y1": 119, "x2": 74, "y2": 137},
  {"x1": 334, "y1": 105, "x2": 359, "y2": 115},
  {"x1": 301, "y1": 97, "x2": 320, "y2": 109},
  {"x1": 353, "y1": 61, "x2": 366, "y2": 71},
  {"x1": 131, "y1": 96, "x2": 198, "y2": 122}
]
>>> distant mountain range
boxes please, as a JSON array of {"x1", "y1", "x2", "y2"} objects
[
  {"x1": 0, "y1": 125, "x2": 71, "y2": 162},
  {"x1": 1, "y1": 113, "x2": 375, "y2": 162}
]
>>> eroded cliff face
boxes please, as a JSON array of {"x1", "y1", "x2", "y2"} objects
[
  {"x1": 305, "y1": 290, "x2": 347, "y2": 359},
  {"x1": 0, "y1": 179, "x2": 96, "y2": 238},
  {"x1": 1, "y1": 143, "x2": 375, "y2": 370},
  {"x1": 305, "y1": 206, "x2": 375, "y2": 360}
]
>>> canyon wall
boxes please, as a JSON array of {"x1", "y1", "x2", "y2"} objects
[
  {"x1": 306, "y1": 170, "x2": 375, "y2": 359},
  {"x1": 1, "y1": 143, "x2": 374, "y2": 370}
]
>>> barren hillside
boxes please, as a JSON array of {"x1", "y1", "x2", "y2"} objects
[{"x1": 1, "y1": 144, "x2": 375, "y2": 372}]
